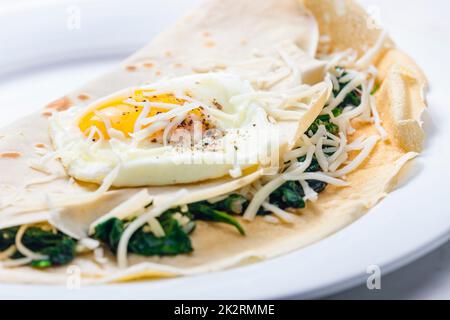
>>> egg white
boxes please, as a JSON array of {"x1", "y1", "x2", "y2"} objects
[{"x1": 49, "y1": 73, "x2": 277, "y2": 187}]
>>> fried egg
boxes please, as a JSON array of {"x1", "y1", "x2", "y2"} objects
[{"x1": 49, "y1": 74, "x2": 276, "y2": 186}]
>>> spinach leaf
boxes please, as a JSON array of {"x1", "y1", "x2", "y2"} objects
[
  {"x1": 128, "y1": 218, "x2": 193, "y2": 256},
  {"x1": 307, "y1": 67, "x2": 363, "y2": 137},
  {"x1": 341, "y1": 87, "x2": 361, "y2": 107},
  {"x1": 0, "y1": 227, "x2": 18, "y2": 251},
  {"x1": 0, "y1": 226, "x2": 76, "y2": 268},
  {"x1": 21, "y1": 228, "x2": 77, "y2": 267},
  {"x1": 267, "y1": 154, "x2": 327, "y2": 211},
  {"x1": 297, "y1": 155, "x2": 321, "y2": 173},
  {"x1": 212, "y1": 194, "x2": 249, "y2": 214},
  {"x1": 188, "y1": 202, "x2": 246, "y2": 236},
  {"x1": 92, "y1": 218, "x2": 123, "y2": 252},
  {"x1": 334, "y1": 69, "x2": 362, "y2": 109},
  {"x1": 93, "y1": 216, "x2": 193, "y2": 256},
  {"x1": 297, "y1": 155, "x2": 327, "y2": 193},
  {"x1": 269, "y1": 181, "x2": 305, "y2": 210},
  {"x1": 159, "y1": 209, "x2": 196, "y2": 235},
  {"x1": 93, "y1": 195, "x2": 247, "y2": 258},
  {"x1": 307, "y1": 179, "x2": 327, "y2": 194},
  {"x1": 308, "y1": 114, "x2": 340, "y2": 136}
]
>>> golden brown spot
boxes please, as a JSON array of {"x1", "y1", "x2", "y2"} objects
[
  {"x1": 45, "y1": 96, "x2": 72, "y2": 111},
  {"x1": 173, "y1": 63, "x2": 183, "y2": 68},
  {"x1": 1, "y1": 152, "x2": 21, "y2": 159},
  {"x1": 202, "y1": 31, "x2": 211, "y2": 37},
  {"x1": 165, "y1": 51, "x2": 173, "y2": 58},
  {"x1": 77, "y1": 93, "x2": 90, "y2": 101},
  {"x1": 205, "y1": 41, "x2": 216, "y2": 48},
  {"x1": 35, "y1": 143, "x2": 46, "y2": 148},
  {"x1": 155, "y1": 71, "x2": 162, "y2": 76},
  {"x1": 126, "y1": 65, "x2": 137, "y2": 72},
  {"x1": 41, "y1": 111, "x2": 53, "y2": 117},
  {"x1": 143, "y1": 62, "x2": 154, "y2": 68}
]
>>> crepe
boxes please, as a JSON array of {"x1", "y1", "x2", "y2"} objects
[{"x1": 0, "y1": 0, "x2": 427, "y2": 284}]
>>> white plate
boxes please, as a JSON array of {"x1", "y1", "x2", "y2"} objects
[{"x1": 0, "y1": 0, "x2": 449, "y2": 299}]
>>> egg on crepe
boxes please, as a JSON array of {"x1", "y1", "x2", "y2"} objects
[{"x1": 49, "y1": 73, "x2": 277, "y2": 187}]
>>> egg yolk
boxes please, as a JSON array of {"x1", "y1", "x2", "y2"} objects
[{"x1": 78, "y1": 90, "x2": 203, "y2": 141}]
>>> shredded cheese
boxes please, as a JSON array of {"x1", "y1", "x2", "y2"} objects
[
  {"x1": 285, "y1": 172, "x2": 349, "y2": 187},
  {"x1": 330, "y1": 136, "x2": 379, "y2": 177},
  {"x1": 24, "y1": 175, "x2": 63, "y2": 187},
  {"x1": 325, "y1": 75, "x2": 364, "y2": 112},
  {"x1": 140, "y1": 102, "x2": 199, "y2": 126},
  {"x1": 243, "y1": 177, "x2": 285, "y2": 221},
  {"x1": 276, "y1": 41, "x2": 302, "y2": 86},
  {"x1": 88, "y1": 189, "x2": 152, "y2": 235},
  {"x1": 15, "y1": 225, "x2": 49, "y2": 261},
  {"x1": 163, "y1": 113, "x2": 187, "y2": 146},
  {"x1": 147, "y1": 218, "x2": 166, "y2": 238},
  {"x1": 299, "y1": 180, "x2": 318, "y2": 202},
  {"x1": 329, "y1": 152, "x2": 348, "y2": 172},
  {"x1": 10, "y1": 165, "x2": 120, "y2": 216},
  {"x1": 370, "y1": 95, "x2": 388, "y2": 140},
  {"x1": 314, "y1": 137, "x2": 329, "y2": 172},
  {"x1": 0, "y1": 257, "x2": 33, "y2": 268},
  {"x1": 133, "y1": 121, "x2": 169, "y2": 143},
  {"x1": 328, "y1": 132, "x2": 347, "y2": 164},
  {"x1": 229, "y1": 165, "x2": 243, "y2": 178},
  {"x1": 77, "y1": 238, "x2": 100, "y2": 252},
  {"x1": 243, "y1": 146, "x2": 315, "y2": 221},
  {"x1": 0, "y1": 245, "x2": 16, "y2": 261},
  {"x1": 263, "y1": 215, "x2": 280, "y2": 224},
  {"x1": 133, "y1": 104, "x2": 151, "y2": 133},
  {"x1": 262, "y1": 202, "x2": 296, "y2": 224},
  {"x1": 283, "y1": 145, "x2": 308, "y2": 162}
]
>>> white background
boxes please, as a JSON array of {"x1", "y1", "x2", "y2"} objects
[{"x1": 0, "y1": 0, "x2": 449, "y2": 299}]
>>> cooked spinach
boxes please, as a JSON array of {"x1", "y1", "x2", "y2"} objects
[
  {"x1": 159, "y1": 209, "x2": 196, "y2": 235},
  {"x1": 307, "y1": 68, "x2": 362, "y2": 137},
  {"x1": 93, "y1": 215, "x2": 193, "y2": 256},
  {"x1": 269, "y1": 181, "x2": 305, "y2": 210},
  {"x1": 307, "y1": 179, "x2": 327, "y2": 194},
  {"x1": 308, "y1": 114, "x2": 340, "y2": 136},
  {"x1": 267, "y1": 154, "x2": 327, "y2": 211},
  {"x1": 188, "y1": 201, "x2": 246, "y2": 235},
  {"x1": 129, "y1": 218, "x2": 193, "y2": 256},
  {"x1": 333, "y1": 69, "x2": 362, "y2": 109},
  {"x1": 339, "y1": 85, "x2": 361, "y2": 108},
  {"x1": 92, "y1": 195, "x2": 247, "y2": 258},
  {"x1": 92, "y1": 218, "x2": 123, "y2": 252},
  {"x1": 297, "y1": 155, "x2": 321, "y2": 173},
  {"x1": 270, "y1": 67, "x2": 361, "y2": 211},
  {"x1": 0, "y1": 226, "x2": 76, "y2": 268},
  {"x1": 0, "y1": 227, "x2": 18, "y2": 251},
  {"x1": 297, "y1": 155, "x2": 327, "y2": 194},
  {"x1": 211, "y1": 194, "x2": 249, "y2": 215}
]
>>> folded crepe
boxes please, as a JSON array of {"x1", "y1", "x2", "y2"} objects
[{"x1": 0, "y1": 0, "x2": 427, "y2": 284}]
